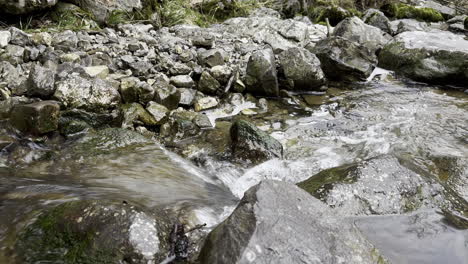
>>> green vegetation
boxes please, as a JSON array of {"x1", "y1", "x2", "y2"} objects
[
  {"x1": 382, "y1": 3, "x2": 444, "y2": 22},
  {"x1": 305, "y1": 1, "x2": 362, "y2": 26}
]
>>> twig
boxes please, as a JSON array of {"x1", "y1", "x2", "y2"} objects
[{"x1": 185, "y1": 223, "x2": 207, "y2": 234}]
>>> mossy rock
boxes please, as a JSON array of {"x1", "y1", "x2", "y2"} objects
[
  {"x1": 306, "y1": 2, "x2": 361, "y2": 26},
  {"x1": 15, "y1": 200, "x2": 172, "y2": 264},
  {"x1": 382, "y1": 3, "x2": 444, "y2": 22}
]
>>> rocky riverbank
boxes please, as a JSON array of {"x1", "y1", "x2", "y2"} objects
[{"x1": 0, "y1": 0, "x2": 467, "y2": 263}]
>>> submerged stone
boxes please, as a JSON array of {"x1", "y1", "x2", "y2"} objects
[{"x1": 16, "y1": 200, "x2": 170, "y2": 264}]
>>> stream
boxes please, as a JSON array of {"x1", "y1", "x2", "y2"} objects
[{"x1": 1, "y1": 78, "x2": 467, "y2": 263}]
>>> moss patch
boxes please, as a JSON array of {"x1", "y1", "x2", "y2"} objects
[
  {"x1": 382, "y1": 3, "x2": 444, "y2": 22},
  {"x1": 305, "y1": 1, "x2": 362, "y2": 26}
]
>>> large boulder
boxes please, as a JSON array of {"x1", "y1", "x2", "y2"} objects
[
  {"x1": 244, "y1": 49, "x2": 279, "y2": 97},
  {"x1": 9, "y1": 101, "x2": 60, "y2": 135},
  {"x1": 298, "y1": 155, "x2": 444, "y2": 215},
  {"x1": 378, "y1": 30, "x2": 468, "y2": 86},
  {"x1": 313, "y1": 37, "x2": 377, "y2": 82},
  {"x1": 332, "y1": 16, "x2": 392, "y2": 53},
  {"x1": 16, "y1": 200, "x2": 171, "y2": 264},
  {"x1": 277, "y1": 47, "x2": 326, "y2": 91},
  {"x1": 199, "y1": 180, "x2": 385, "y2": 264},
  {"x1": 54, "y1": 75, "x2": 121, "y2": 111},
  {"x1": 230, "y1": 120, "x2": 283, "y2": 164},
  {"x1": 0, "y1": 0, "x2": 58, "y2": 15},
  {"x1": 363, "y1": 9, "x2": 392, "y2": 34}
]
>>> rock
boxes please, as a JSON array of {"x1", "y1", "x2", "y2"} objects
[
  {"x1": 52, "y1": 30, "x2": 78, "y2": 51},
  {"x1": 298, "y1": 155, "x2": 445, "y2": 215},
  {"x1": 9, "y1": 101, "x2": 60, "y2": 135},
  {"x1": 278, "y1": 47, "x2": 326, "y2": 91},
  {"x1": 198, "y1": 71, "x2": 220, "y2": 95},
  {"x1": 66, "y1": 0, "x2": 142, "y2": 23},
  {"x1": 121, "y1": 103, "x2": 157, "y2": 127},
  {"x1": 230, "y1": 119, "x2": 283, "y2": 164},
  {"x1": 60, "y1": 53, "x2": 80, "y2": 63},
  {"x1": 392, "y1": 19, "x2": 431, "y2": 34},
  {"x1": 194, "y1": 96, "x2": 218, "y2": 112},
  {"x1": 198, "y1": 49, "x2": 226, "y2": 67},
  {"x1": 0, "y1": 45, "x2": 25, "y2": 66},
  {"x1": 31, "y1": 32, "x2": 52, "y2": 46},
  {"x1": 210, "y1": 65, "x2": 232, "y2": 84},
  {"x1": 244, "y1": 49, "x2": 279, "y2": 97},
  {"x1": 9, "y1": 28, "x2": 31, "y2": 46},
  {"x1": 313, "y1": 37, "x2": 377, "y2": 82},
  {"x1": 194, "y1": 113, "x2": 212, "y2": 128},
  {"x1": 146, "y1": 102, "x2": 169, "y2": 125},
  {"x1": 54, "y1": 75, "x2": 121, "y2": 111},
  {"x1": 429, "y1": 155, "x2": 468, "y2": 202},
  {"x1": 160, "y1": 112, "x2": 200, "y2": 143},
  {"x1": 27, "y1": 64, "x2": 56, "y2": 98},
  {"x1": 419, "y1": 0, "x2": 456, "y2": 18},
  {"x1": 16, "y1": 200, "x2": 170, "y2": 263},
  {"x1": 120, "y1": 77, "x2": 154, "y2": 104},
  {"x1": 332, "y1": 16, "x2": 392, "y2": 53},
  {"x1": 170, "y1": 75, "x2": 194, "y2": 88},
  {"x1": 178, "y1": 88, "x2": 197, "y2": 107},
  {"x1": 199, "y1": 180, "x2": 384, "y2": 264},
  {"x1": 379, "y1": 30, "x2": 468, "y2": 86},
  {"x1": 0, "y1": 96, "x2": 33, "y2": 119},
  {"x1": 363, "y1": 9, "x2": 392, "y2": 34},
  {"x1": 153, "y1": 82, "x2": 181, "y2": 110},
  {"x1": 0, "y1": 0, "x2": 58, "y2": 14},
  {"x1": 83, "y1": 65, "x2": 109, "y2": 79},
  {"x1": 0, "y1": 31, "x2": 11, "y2": 48}
]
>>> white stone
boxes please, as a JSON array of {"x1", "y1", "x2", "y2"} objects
[
  {"x1": 84, "y1": 65, "x2": 109, "y2": 79},
  {"x1": 0, "y1": 31, "x2": 11, "y2": 48}
]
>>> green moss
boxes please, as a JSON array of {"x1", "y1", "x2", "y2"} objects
[
  {"x1": 382, "y1": 3, "x2": 444, "y2": 22},
  {"x1": 305, "y1": 2, "x2": 361, "y2": 26},
  {"x1": 297, "y1": 163, "x2": 358, "y2": 200}
]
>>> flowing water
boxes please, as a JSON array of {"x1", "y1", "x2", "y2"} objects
[{"x1": 0, "y1": 78, "x2": 467, "y2": 263}]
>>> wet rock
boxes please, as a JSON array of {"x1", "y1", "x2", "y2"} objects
[
  {"x1": 244, "y1": 49, "x2": 279, "y2": 97},
  {"x1": 198, "y1": 71, "x2": 220, "y2": 95},
  {"x1": 16, "y1": 200, "x2": 170, "y2": 263},
  {"x1": 0, "y1": 97, "x2": 32, "y2": 119},
  {"x1": 26, "y1": 64, "x2": 56, "y2": 98},
  {"x1": 9, "y1": 101, "x2": 60, "y2": 135},
  {"x1": 194, "y1": 96, "x2": 218, "y2": 112},
  {"x1": 230, "y1": 119, "x2": 283, "y2": 164},
  {"x1": 199, "y1": 180, "x2": 384, "y2": 264},
  {"x1": 120, "y1": 77, "x2": 154, "y2": 104},
  {"x1": 198, "y1": 49, "x2": 226, "y2": 67},
  {"x1": 160, "y1": 112, "x2": 200, "y2": 143},
  {"x1": 0, "y1": 31, "x2": 11, "y2": 48},
  {"x1": 0, "y1": 0, "x2": 58, "y2": 14},
  {"x1": 363, "y1": 9, "x2": 392, "y2": 34},
  {"x1": 313, "y1": 37, "x2": 377, "y2": 82},
  {"x1": 332, "y1": 16, "x2": 392, "y2": 53},
  {"x1": 54, "y1": 75, "x2": 121, "y2": 111},
  {"x1": 153, "y1": 82, "x2": 181, "y2": 110},
  {"x1": 121, "y1": 103, "x2": 157, "y2": 128},
  {"x1": 59, "y1": 119, "x2": 91, "y2": 137},
  {"x1": 146, "y1": 102, "x2": 169, "y2": 125},
  {"x1": 379, "y1": 30, "x2": 468, "y2": 86},
  {"x1": 298, "y1": 155, "x2": 444, "y2": 215},
  {"x1": 278, "y1": 47, "x2": 326, "y2": 91},
  {"x1": 429, "y1": 155, "x2": 468, "y2": 201},
  {"x1": 170, "y1": 75, "x2": 194, "y2": 88}
]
